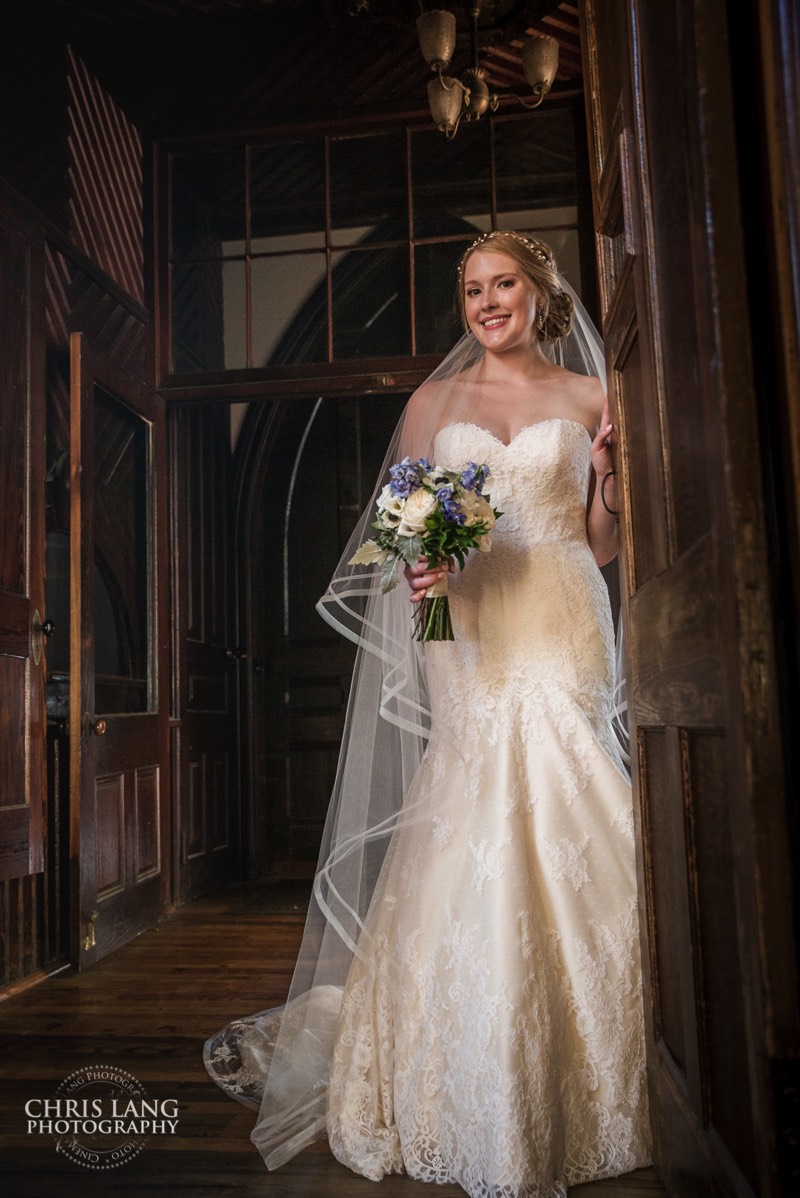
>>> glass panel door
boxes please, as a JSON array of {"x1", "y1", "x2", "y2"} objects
[{"x1": 92, "y1": 385, "x2": 154, "y2": 714}]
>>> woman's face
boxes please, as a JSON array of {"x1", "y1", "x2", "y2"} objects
[{"x1": 463, "y1": 249, "x2": 540, "y2": 352}]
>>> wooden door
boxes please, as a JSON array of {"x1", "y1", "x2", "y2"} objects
[
  {"x1": 241, "y1": 392, "x2": 407, "y2": 878},
  {"x1": 169, "y1": 403, "x2": 238, "y2": 905},
  {"x1": 69, "y1": 333, "x2": 170, "y2": 965},
  {"x1": 0, "y1": 196, "x2": 46, "y2": 884},
  {"x1": 580, "y1": 1, "x2": 795, "y2": 1194}
]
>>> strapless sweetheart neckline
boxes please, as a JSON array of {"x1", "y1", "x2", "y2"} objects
[{"x1": 440, "y1": 417, "x2": 593, "y2": 449}]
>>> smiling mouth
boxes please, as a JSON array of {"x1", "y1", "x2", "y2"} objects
[{"x1": 481, "y1": 315, "x2": 511, "y2": 330}]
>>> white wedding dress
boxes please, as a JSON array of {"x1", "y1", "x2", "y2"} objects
[
  {"x1": 205, "y1": 416, "x2": 651, "y2": 1198},
  {"x1": 324, "y1": 419, "x2": 651, "y2": 1196}
]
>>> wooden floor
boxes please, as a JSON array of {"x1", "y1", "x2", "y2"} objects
[{"x1": 0, "y1": 882, "x2": 666, "y2": 1198}]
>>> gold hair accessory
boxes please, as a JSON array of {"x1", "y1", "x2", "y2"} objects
[{"x1": 457, "y1": 231, "x2": 552, "y2": 280}]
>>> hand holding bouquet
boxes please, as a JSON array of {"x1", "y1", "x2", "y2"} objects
[{"x1": 349, "y1": 456, "x2": 502, "y2": 641}]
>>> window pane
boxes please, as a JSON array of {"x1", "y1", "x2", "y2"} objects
[
  {"x1": 250, "y1": 141, "x2": 325, "y2": 246},
  {"x1": 494, "y1": 111, "x2": 577, "y2": 215},
  {"x1": 530, "y1": 227, "x2": 581, "y2": 295},
  {"x1": 330, "y1": 132, "x2": 407, "y2": 244},
  {"x1": 331, "y1": 248, "x2": 410, "y2": 359},
  {"x1": 222, "y1": 259, "x2": 247, "y2": 369},
  {"x1": 414, "y1": 241, "x2": 465, "y2": 355},
  {"x1": 172, "y1": 260, "x2": 246, "y2": 372},
  {"x1": 171, "y1": 149, "x2": 245, "y2": 260},
  {"x1": 412, "y1": 122, "x2": 491, "y2": 237},
  {"x1": 93, "y1": 387, "x2": 152, "y2": 715},
  {"x1": 172, "y1": 261, "x2": 224, "y2": 372},
  {"x1": 494, "y1": 224, "x2": 582, "y2": 296},
  {"x1": 251, "y1": 253, "x2": 328, "y2": 367}
]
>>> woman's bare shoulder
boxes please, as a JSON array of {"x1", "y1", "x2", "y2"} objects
[
  {"x1": 407, "y1": 377, "x2": 448, "y2": 411},
  {"x1": 556, "y1": 369, "x2": 605, "y2": 428},
  {"x1": 408, "y1": 373, "x2": 471, "y2": 407}
]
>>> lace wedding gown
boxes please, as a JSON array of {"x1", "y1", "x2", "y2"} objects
[
  {"x1": 205, "y1": 416, "x2": 651, "y2": 1198},
  {"x1": 325, "y1": 419, "x2": 651, "y2": 1196}
]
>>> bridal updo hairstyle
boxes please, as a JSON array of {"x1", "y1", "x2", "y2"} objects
[{"x1": 457, "y1": 230, "x2": 574, "y2": 342}]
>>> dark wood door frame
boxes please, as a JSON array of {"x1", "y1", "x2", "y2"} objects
[
  {"x1": 580, "y1": 0, "x2": 798, "y2": 1193},
  {"x1": 0, "y1": 194, "x2": 46, "y2": 887}
]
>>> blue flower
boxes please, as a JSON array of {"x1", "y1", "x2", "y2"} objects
[
  {"x1": 389, "y1": 456, "x2": 424, "y2": 497},
  {"x1": 441, "y1": 497, "x2": 465, "y2": 525},
  {"x1": 461, "y1": 461, "x2": 490, "y2": 494},
  {"x1": 435, "y1": 485, "x2": 464, "y2": 523}
]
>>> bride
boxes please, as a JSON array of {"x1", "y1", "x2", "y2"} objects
[{"x1": 205, "y1": 230, "x2": 652, "y2": 1197}]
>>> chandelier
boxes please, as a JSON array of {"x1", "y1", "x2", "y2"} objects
[{"x1": 417, "y1": 3, "x2": 560, "y2": 139}]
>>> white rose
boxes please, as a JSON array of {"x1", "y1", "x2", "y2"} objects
[
  {"x1": 477, "y1": 534, "x2": 492, "y2": 553},
  {"x1": 473, "y1": 495, "x2": 496, "y2": 529},
  {"x1": 397, "y1": 486, "x2": 438, "y2": 536},
  {"x1": 459, "y1": 490, "x2": 479, "y2": 523},
  {"x1": 461, "y1": 491, "x2": 496, "y2": 529}
]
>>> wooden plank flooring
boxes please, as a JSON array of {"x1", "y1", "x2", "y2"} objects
[{"x1": 0, "y1": 882, "x2": 666, "y2": 1197}]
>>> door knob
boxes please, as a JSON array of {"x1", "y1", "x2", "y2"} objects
[
  {"x1": 83, "y1": 910, "x2": 99, "y2": 951},
  {"x1": 31, "y1": 610, "x2": 53, "y2": 666},
  {"x1": 89, "y1": 717, "x2": 107, "y2": 737}
]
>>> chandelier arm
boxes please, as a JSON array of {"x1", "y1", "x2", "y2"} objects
[
  {"x1": 446, "y1": 108, "x2": 465, "y2": 140},
  {"x1": 437, "y1": 66, "x2": 468, "y2": 95},
  {"x1": 513, "y1": 87, "x2": 546, "y2": 110}
]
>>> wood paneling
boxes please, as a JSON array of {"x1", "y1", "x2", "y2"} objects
[
  {"x1": 69, "y1": 336, "x2": 169, "y2": 968},
  {"x1": 638, "y1": 728, "x2": 686, "y2": 1075},
  {"x1": 46, "y1": 244, "x2": 147, "y2": 384},
  {"x1": 134, "y1": 765, "x2": 161, "y2": 880},
  {"x1": 0, "y1": 195, "x2": 52, "y2": 990},
  {"x1": 169, "y1": 404, "x2": 237, "y2": 903},
  {"x1": 581, "y1": 0, "x2": 795, "y2": 1194},
  {"x1": 0, "y1": 240, "x2": 152, "y2": 995},
  {"x1": 683, "y1": 729, "x2": 757, "y2": 1190},
  {"x1": 67, "y1": 47, "x2": 144, "y2": 306},
  {"x1": 95, "y1": 774, "x2": 125, "y2": 897},
  {"x1": 0, "y1": 199, "x2": 47, "y2": 893}
]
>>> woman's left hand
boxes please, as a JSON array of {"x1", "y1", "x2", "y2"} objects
[{"x1": 590, "y1": 394, "x2": 615, "y2": 478}]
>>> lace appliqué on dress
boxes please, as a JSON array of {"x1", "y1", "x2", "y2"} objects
[{"x1": 324, "y1": 422, "x2": 651, "y2": 1197}]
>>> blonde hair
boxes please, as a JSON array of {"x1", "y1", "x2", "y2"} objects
[{"x1": 456, "y1": 230, "x2": 573, "y2": 341}]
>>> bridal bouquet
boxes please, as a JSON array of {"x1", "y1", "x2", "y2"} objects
[{"x1": 349, "y1": 456, "x2": 501, "y2": 642}]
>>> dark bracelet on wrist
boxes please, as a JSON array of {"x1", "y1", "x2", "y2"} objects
[{"x1": 600, "y1": 470, "x2": 620, "y2": 521}]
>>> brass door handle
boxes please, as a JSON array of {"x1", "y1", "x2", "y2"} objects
[
  {"x1": 83, "y1": 910, "x2": 99, "y2": 951},
  {"x1": 31, "y1": 610, "x2": 53, "y2": 666},
  {"x1": 89, "y1": 717, "x2": 107, "y2": 737}
]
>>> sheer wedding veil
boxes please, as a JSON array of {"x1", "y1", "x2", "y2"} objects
[{"x1": 203, "y1": 231, "x2": 626, "y2": 1167}]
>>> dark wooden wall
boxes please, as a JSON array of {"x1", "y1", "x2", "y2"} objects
[{"x1": 0, "y1": 44, "x2": 149, "y2": 990}]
